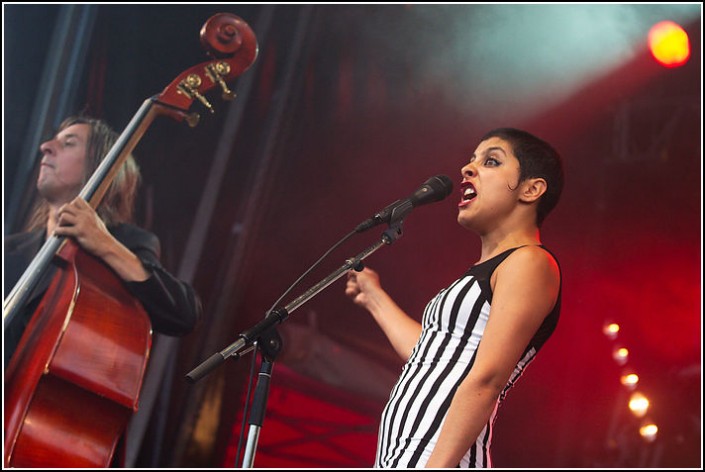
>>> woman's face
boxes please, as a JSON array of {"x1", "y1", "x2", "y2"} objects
[
  {"x1": 457, "y1": 136, "x2": 523, "y2": 233},
  {"x1": 37, "y1": 123, "x2": 91, "y2": 205}
]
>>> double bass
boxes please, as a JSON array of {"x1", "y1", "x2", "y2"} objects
[{"x1": 4, "y1": 13, "x2": 258, "y2": 467}]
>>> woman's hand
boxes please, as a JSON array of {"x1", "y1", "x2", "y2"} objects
[{"x1": 345, "y1": 267, "x2": 382, "y2": 310}]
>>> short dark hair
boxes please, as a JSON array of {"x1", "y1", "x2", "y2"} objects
[
  {"x1": 26, "y1": 116, "x2": 141, "y2": 231},
  {"x1": 480, "y1": 128, "x2": 564, "y2": 227}
]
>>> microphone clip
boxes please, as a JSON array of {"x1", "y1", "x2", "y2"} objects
[{"x1": 354, "y1": 199, "x2": 413, "y2": 233}]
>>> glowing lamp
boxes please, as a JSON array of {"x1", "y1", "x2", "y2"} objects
[
  {"x1": 648, "y1": 21, "x2": 690, "y2": 67},
  {"x1": 612, "y1": 347, "x2": 629, "y2": 365},
  {"x1": 628, "y1": 391, "x2": 650, "y2": 418},
  {"x1": 620, "y1": 371, "x2": 640, "y2": 389},
  {"x1": 603, "y1": 321, "x2": 620, "y2": 340},
  {"x1": 639, "y1": 420, "x2": 658, "y2": 442}
]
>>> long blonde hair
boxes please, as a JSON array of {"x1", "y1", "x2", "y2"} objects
[{"x1": 25, "y1": 116, "x2": 141, "y2": 231}]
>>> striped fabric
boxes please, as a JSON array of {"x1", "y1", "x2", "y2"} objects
[{"x1": 375, "y1": 246, "x2": 560, "y2": 468}]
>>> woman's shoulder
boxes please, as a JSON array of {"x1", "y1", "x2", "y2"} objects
[{"x1": 500, "y1": 245, "x2": 561, "y2": 279}]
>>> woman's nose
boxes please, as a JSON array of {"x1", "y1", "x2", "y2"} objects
[{"x1": 461, "y1": 163, "x2": 475, "y2": 178}]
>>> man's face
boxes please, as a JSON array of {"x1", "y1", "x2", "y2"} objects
[{"x1": 37, "y1": 123, "x2": 91, "y2": 205}]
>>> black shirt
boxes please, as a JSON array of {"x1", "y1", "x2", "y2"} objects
[{"x1": 4, "y1": 223, "x2": 202, "y2": 366}]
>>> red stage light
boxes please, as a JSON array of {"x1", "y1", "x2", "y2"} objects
[{"x1": 648, "y1": 21, "x2": 690, "y2": 68}]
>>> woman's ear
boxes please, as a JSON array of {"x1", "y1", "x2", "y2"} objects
[{"x1": 519, "y1": 177, "x2": 547, "y2": 203}]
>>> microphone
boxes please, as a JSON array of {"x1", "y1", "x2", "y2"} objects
[{"x1": 355, "y1": 174, "x2": 454, "y2": 233}]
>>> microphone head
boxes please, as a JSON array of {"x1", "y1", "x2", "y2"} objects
[{"x1": 411, "y1": 174, "x2": 454, "y2": 206}]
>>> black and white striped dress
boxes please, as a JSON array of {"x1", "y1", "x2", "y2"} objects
[{"x1": 375, "y1": 246, "x2": 561, "y2": 468}]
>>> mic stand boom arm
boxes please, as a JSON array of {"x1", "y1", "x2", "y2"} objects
[{"x1": 185, "y1": 222, "x2": 404, "y2": 383}]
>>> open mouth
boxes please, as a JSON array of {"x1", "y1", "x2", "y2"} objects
[{"x1": 459, "y1": 182, "x2": 477, "y2": 205}]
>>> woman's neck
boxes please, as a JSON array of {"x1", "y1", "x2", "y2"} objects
[{"x1": 478, "y1": 227, "x2": 541, "y2": 263}]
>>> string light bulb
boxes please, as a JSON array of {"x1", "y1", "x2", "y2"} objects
[
  {"x1": 603, "y1": 321, "x2": 620, "y2": 340},
  {"x1": 612, "y1": 346, "x2": 629, "y2": 366},
  {"x1": 639, "y1": 419, "x2": 658, "y2": 442},
  {"x1": 619, "y1": 371, "x2": 640, "y2": 390},
  {"x1": 628, "y1": 391, "x2": 650, "y2": 418}
]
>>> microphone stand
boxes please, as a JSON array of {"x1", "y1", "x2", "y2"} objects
[{"x1": 185, "y1": 221, "x2": 405, "y2": 467}]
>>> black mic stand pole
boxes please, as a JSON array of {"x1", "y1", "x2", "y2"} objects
[
  {"x1": 241, "y1": 328, "x2": 282, "y2": 468},
  {"x1": 186, "y1": 222, "x2": 405, "y2": 467}
]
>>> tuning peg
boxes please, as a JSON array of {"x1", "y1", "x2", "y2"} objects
[
  {"x1": 176, "y1": 74, "x2": 214, "y2": 113},
  {"x1": 205, "y1": 62, "x2": 236, "y2": 101},
  {"x1": 185, "y1": 112, "x2": 200, "y2": 128}
]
